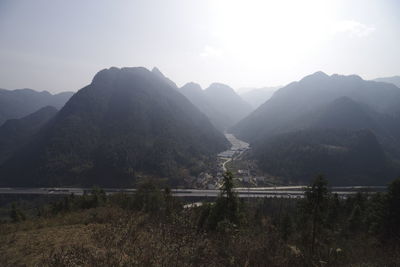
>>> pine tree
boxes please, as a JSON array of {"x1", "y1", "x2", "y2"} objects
[
  {"x1": 304, "y1": 175, "x2": 329, "y2": 254},
  {"x1": 221, "y1": 171, "x2": 239, "y2": 224},
  {"x1": 280, "y1": 213, "x2": 292, "y2": 241},
  {"x1": 9, "y1": 203, "x2": 25, "y2": 223},
  {"x1": 348, "y1": 204, "x2": 362, "y2": 233},
  {"x1": 204, "y1": 171, "x2": 241, "y2": 231},
  {"x1": 383, "y1": 178, "x2": 400, "y2": 241}
]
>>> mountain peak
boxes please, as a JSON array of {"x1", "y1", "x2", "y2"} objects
[
  {"x1": 206, "y1": 83, "x2": 235, "y2": 93},
  {"x1": 0, "y1": 66, "x2": 228, "y2": 186},
  {"x1": 151, "y1": 67, "x2": 164, "y2": 77},
  {"x1": 151, "y1": 67, "x2": 178, "y2": 89},
  {"x1": 181, "y1": 82, "x2": 202, "y2": 92},
  {"x1": 92, "y1": 67, "x2": 122, "y2": 85},
  {"x1": 313, "y1": 71, "x2": 328, "y2": 76},
  {"x1": 301, "y1": 71, "x2": 329, "y2": 83},
  {"x1": 331, "y1": 73, "x2": 363, "y2": 81}
]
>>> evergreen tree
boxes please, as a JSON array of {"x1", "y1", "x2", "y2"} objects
[
  {"x1": 91, "y1": 186, "x2": 107, "y2": 207},
  {"x1": 383, "y1": 178, "x2": 400, "y2": 242},
  {"x1": 280, "y1": 213, "x2": 293, "y2": 241},
  {"x1": 326, "y1": 193, "x2": 340, "y2": 230},
  {"x1": 9, "y1": 203, "x2": 25, "y2": 223},
  {"x1": 365, "y1": 192, "x2": 385, "y2": 235},
  {"x1": 348, "y1": 204, "x2": 362, "y2": 233},
  {"x1": 304, "y1": 175, "x2": 329, "y2": 253},
  {"x1": 221, "y1": 171, "x2": 239, "y2": 224},
  {"x1": 204, "y1": 171, "x2": 241, "y2": 231},
  {"x1": 134, "y1": 180, "x2": 165, "y2": 213}
]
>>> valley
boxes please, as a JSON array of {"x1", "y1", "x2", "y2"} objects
[
  {"x1": 194, "y1": 133, "x2": 250, "y2": 189},
  {"x1": 2, "y1": 2, "x2": 400, "y2": 266}
]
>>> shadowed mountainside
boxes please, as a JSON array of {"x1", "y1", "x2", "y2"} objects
[
  {"x1": 232, "y1": 72, "x2": 400, "y2": 185},
  {"x1": 179, "y1": 82, "x2": 230, "y2": 131},
  {"x1": 0, "y1": 106, "x2": 58, "y2": 164},
  {"x1": 0, "y1": 67, "x2": 228, "y2": 187}
]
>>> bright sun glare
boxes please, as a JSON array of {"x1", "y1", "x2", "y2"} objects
[{"x1": 210, "y1": 0, "x2": 339, "y2": 68}]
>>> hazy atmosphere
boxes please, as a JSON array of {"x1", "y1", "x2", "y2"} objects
[
  {"x1": 1, "y1": 0, "x2": 399, "y2": 92},
  {"x1": 1, "y1": 1, "x2": 400, "y2": 266}
]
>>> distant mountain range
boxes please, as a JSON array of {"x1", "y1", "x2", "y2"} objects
[
  {"x1": 179, "y1": 82, "x2": 229, "y2": 131},
  {"x1": 0, "y1": 88, "x2": 73, "y2": 126},
  {"x1": 179, "y1": 82, "x2": 253, "y2": 130},
  {"x1": 240, "y1": 86, "x2": 281, "y2": 109},
  {"x1": 373, "y1": 76, "x2": 400, "y2": 88},
  {"x1": 0, "y1": 67, "x2": 228, "y2": 187},
  {"x1": 1, "y1": 68, "x2": 399, "y2": 187},
  {"x1": 232, "y1": 71, "x2": 400, "y2": 185}
]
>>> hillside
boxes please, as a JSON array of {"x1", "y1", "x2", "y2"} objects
[
  {"x1": 179, "y1": 82, "x2": 230, "y2": 131},
  {"x1": 0, "y1": 106, "x2": 57, "y2": 164},
  {"x1": 232, "y1": 72, "x2": 400, "y2": 142},
  {"x1": 0, "y1": 88, "x2": 73, "y2": 126},
  {"x1": 178, "y1": 82, "x2": 253, "y2": 131},
  {"x1": 0, "y1": 67, "x2": 228, "y2": 187},
  {"x1": 204, "y1": 83, "x2": 253, "y2": 128},
  {"x1": 151, "y1": 67, "x2": 178, "y2": 89},
  {"x1": 254, "y1": 128, "x2": 392, "y2": 185},
  {"x1": 231, "y1": 72, "x2": 400, "y2": 184},
  {"x1": 374, "y1": 76, "x2": 400, "y2": 88}
]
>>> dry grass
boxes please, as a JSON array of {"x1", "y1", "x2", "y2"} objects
[
  {"x1": 0, "y1": 207, "x2": 127, "y2": 266},
  {"x1": 1, "y1": 205, "x2": 399, "y2": 267},
  {"x1": 0, "y1": 224, "x2": 93, "y2": 266}
]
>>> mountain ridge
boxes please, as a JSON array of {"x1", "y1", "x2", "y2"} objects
[
  {"x1": 0, "y1": 88, "x2": 73, "y2": 126},
  {"x1": 0, "y1": 67, "x2": 228, "y2": 187},
  {"x1": 231, "y1": 71, "x2": 400, "y2": 185},
  {"x1": 374, "y1": 76, "x2": 400, "y2": 88}
]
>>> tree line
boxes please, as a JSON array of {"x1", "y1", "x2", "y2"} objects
[{"x1": 5, "y1": 173, "x2": 400, "y2": 266}]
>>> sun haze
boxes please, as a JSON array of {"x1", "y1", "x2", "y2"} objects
[{"x1": 0, "y1": 0, "x2": 399, "y2": 92}]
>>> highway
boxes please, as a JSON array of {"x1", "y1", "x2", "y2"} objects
[{"x1": 0, "y1": 186, "x2": 387, "y2": 198}]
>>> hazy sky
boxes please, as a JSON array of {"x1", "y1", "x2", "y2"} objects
[{"x1": 0, "y1": 0, "x2": 399, "y2": 93}]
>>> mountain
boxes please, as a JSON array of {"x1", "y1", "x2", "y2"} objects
[
  {"x1": 240, "y1": 86, "x2": 281, "y2": 109},
  {"x1": 151, "y1": 67, "x2": 178, "y2": 89},
  {"x1": 0, "y1": 88, "x2": 73, "y2": 126},
  {"x1": 178, "y1": 82, "x2": 253, "y2": 131},
  {"x1": 0, "y1": 106, "x2": 58, "y2": 164},
  {"x1": 312, "y1": 97, "x2": 378, "y2": 130},
  {"x1": 0, "y1": 67, "x2": 228, "y2": 187},
  {"x1": 232, "y1": 72, "x2": 400, "y2": 185},
  {"x1": 254, "y1": 128, "x2": 392, "y2": 185},
  {"x1": 179, "y1": 82, "x2": 230, "y2": 131},
  {"x1": 233, "y1": 72, "x2": 400, "y2": 142},
  {"x1": 204, "y1": 83, "x2": 253, "y2": 128},
  {"x1": 374, "y1": 76, "x2": 400, "y2": 88}
]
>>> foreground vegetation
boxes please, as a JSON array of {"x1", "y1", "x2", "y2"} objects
[{"x1": 1, "y1": 173, "x2": 400, "y2": 266}]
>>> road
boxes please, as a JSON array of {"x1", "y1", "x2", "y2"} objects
[
  {"x1": 218, "y1": 133, "x2": 250, "y2": 172},
  {"x1": 221, "y1": 157, "x2": 231, "y2": 172},
  {"x1": 0, "y1": 186, "x2": 387, "y2": 198}
]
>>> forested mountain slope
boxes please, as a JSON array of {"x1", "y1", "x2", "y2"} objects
[{"x1": 0, "y1": 67, "x2": 228, "y2": 187}]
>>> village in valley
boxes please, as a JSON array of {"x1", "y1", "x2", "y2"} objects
[{"x1": 193, "y1": 134, "x2": 276, "y2": 189}]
